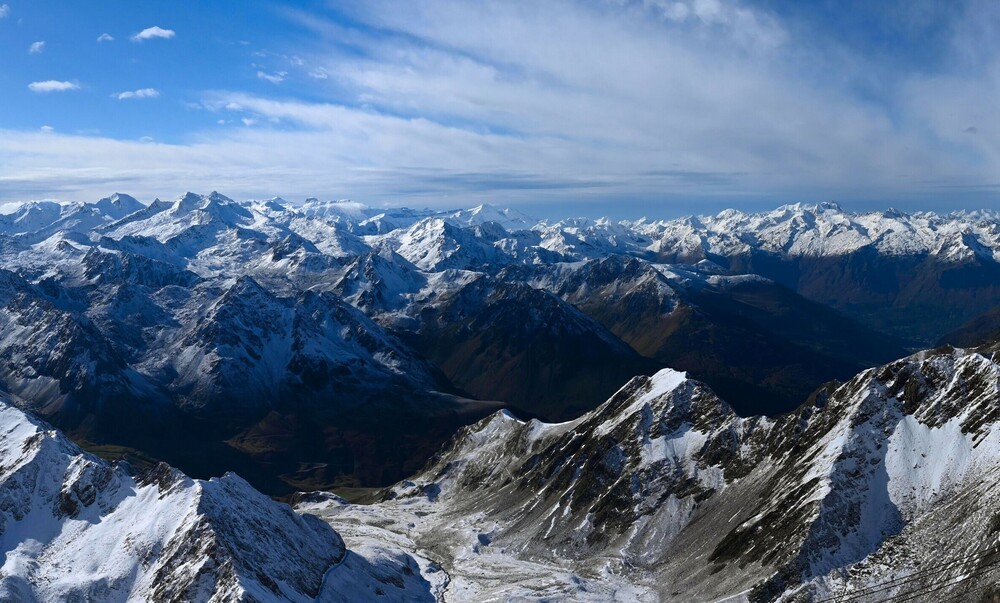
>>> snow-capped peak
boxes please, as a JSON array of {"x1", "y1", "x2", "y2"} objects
[
  {"x1": 445, "y1": 203, "x2": 538, "y2": 231},
  {"x1": 0, "y1": 393, "x2": 345, "y2": 602}
]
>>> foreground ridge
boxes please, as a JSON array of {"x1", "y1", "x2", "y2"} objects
[
  {"x1": 0, "y1": 393, "x2": 342, "y2": 600},
  {"x1": 303, "y1": 345, "x2": 1000, "y2": 602}
]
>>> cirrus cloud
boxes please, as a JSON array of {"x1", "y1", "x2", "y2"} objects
[
  {"x1": 28, "y1": 41, "x2": 45, "y2": 55},
  {"x1": 256, "y1": 70, "x2": 286, "y2": 84}
]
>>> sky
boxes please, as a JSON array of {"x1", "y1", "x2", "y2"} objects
[{"x1": 0, "y1": 0, "x2": 997, "y2": 218}]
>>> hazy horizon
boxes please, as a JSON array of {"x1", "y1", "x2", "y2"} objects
[{"x1": 3, "y1": 189, "x2": 998, "y2": 223}]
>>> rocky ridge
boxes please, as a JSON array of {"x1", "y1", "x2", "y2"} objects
[
  {"x1": 1, "y1": 192, "x2": 998, "y2": 493},
  {"x1": 305, "y1": 344, "x2": 1000, "y2": 601}
]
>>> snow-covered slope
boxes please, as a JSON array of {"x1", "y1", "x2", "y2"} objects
[
  {"x1": 383, "y1": 218, "x2": 507, "y2": 272},
  {"x1": 305, "y1": 344, "x2": 1000, "y2": 602},
  {"x1": 635, "y1": 203, "x2": 1000, "y2": 343},
  {"x1": 642, "y1": 202, "x2": 1000, "y2": 260},
  {"x1": 443, "y1": 203, "x2": 537, "y2": 231},
  {"x1": 148, "y1": 275, "x2": 444, "y2": 414},
  {"x1": 0, "y1": 227, "x2": 481, "y2": 493},
  {"x1": 0, "y1": 267, "x2": 165, "y2": 421},
  {"x1": 0, "y1": 389, "x2": 459, "y2": 602},
  {"x1": 0, "y1": 201, "x2": 70, "y2": 236},
  {"x1": 0, "y1": 393, "x2": 344, "y2": 601}
]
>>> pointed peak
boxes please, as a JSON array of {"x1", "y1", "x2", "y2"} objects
[
  {"x1": 218, "y1": 275, "x2": 274, "y2": 303},
  {"x1": 715, "y1": 208, "x2": 745, "y2": 220},
  {"x1": 93, "y1": 193, "x2": 143, "y2": 216},
  {"x1": 207, "y1": 191, "x2": 234, "y2": 203},
  {"x1": 173, "y1": 192, "x2": 205, "y2": 212},
  {"x1": 231, "y1": 274, "x2": 265, "y2": 290}
]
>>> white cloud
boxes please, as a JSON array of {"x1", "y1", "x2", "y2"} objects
[
  {"x1": 641, "y1": 0, "x2": 785, "y2": 48},
  {"x1": 0, "y1": 4, "x2": 9, "y2": 19},
  {"x1": 97, "y1": 33, "x2": 114, "y2": 43},
  {"x1": 28, "y1": 80, "x2": 80, "y2": 93},
  {"x1": 39, "y1": 126, "x2": 54, "y2": 133},
  {"x1": 257, "y1": 70, "x2": 286, "y2": 84},
  {"x1": 116, "y1": 88, "x2": 160, "y2": 100},
  {"x1": 308, "y1": 68, "x2": 329, "y2": 80},
  {"x1": 257, "y1": 1, "x2": 989, "y2": 202},
  {"x1": 130, "y1": 26, "x2": 175, "y2": 42},
  {"x1": 661, "y1": 2, "x2": 690, "y2": 22},
  {"x1": 0, "y1": 0, "x2": 997, "y2": 211},
  {"x1": 29, "y1": 41, "x2": 45, "y2": 54}
]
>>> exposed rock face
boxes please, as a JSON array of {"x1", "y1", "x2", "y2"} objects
[
  {"x1": 3, "y1": 192, "x2": 1000, "y2": 600},
  {"x1": 306, "y1": 345, "x2": 1000, "y2": 602},
  {"x1": 405, "y1": 275, "x2": 660, "y2": 419},
  {"x1": 504, "y1": 254, "x2": 906, "y2": 414}
]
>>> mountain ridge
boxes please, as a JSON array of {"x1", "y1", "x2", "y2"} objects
[
  {"x1": 305, "y1": 342, "x2": 1000, "y2": 601},
  {"x1": 1, "y1": 191, "x2": 997, "y2": 492}
]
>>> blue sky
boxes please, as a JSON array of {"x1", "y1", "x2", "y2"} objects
[{"x1": 0, "y1": 0, "x2": 997, "y2": 218}]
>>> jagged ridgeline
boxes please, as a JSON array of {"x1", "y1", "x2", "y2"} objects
[
  {"x1": 304, "y1": 343, "x2": 1000, "y2": 602},
  {"x1": 2, "y1": 192, "x2": 1000, "y2": 493}
]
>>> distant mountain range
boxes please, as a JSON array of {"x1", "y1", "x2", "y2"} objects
[
  {"x1": 2, "y1": 192, "x2": 1000, "y2": 492},
  {"x1": 4, "y1": 193, "x2": 1000, "y2": 600}
]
